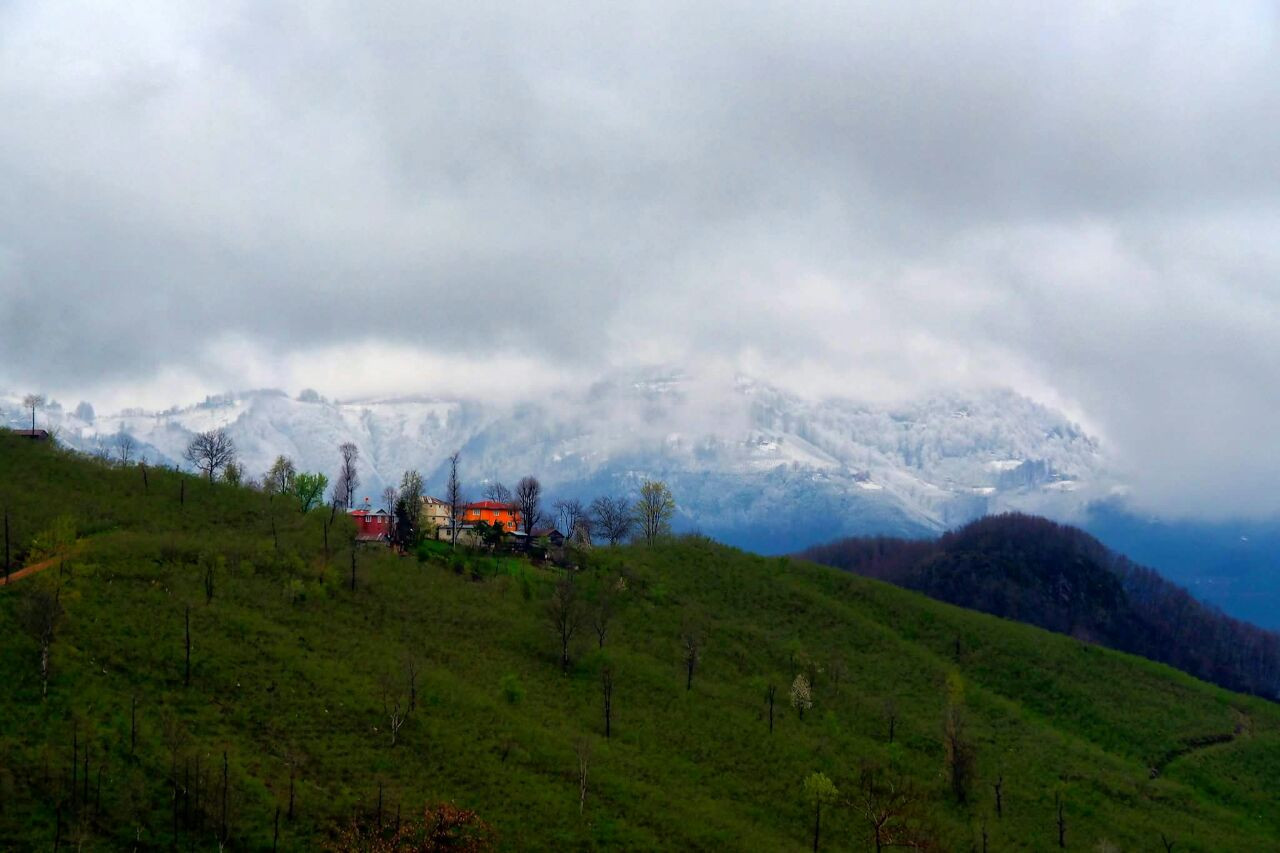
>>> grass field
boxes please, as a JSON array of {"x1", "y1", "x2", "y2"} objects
[{"x1": 0, "y1": 431, "x2": 1276, "y2": 850}]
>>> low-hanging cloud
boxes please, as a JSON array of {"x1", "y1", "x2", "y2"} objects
[{"x1": 1, "y1": 1, "x2": 1279, "y2": 518}]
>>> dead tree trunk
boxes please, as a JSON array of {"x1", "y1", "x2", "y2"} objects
[
  {"x1": 70, "y1": 724, "x2": 78, "y2": 813},
  {"x1": 221, "y1": 750, "x2": 229, "y2": 843},
  {"x1": 184, "y1": 606, "x2": 192, "y2": 687},
  {"x1": 1055, "y1": 793, "x2": 1066, "y2": 848},
  {"x1": 576, "y1": 740, "x2": 590, "y2": 815},
  {"x1": 40, "y1": 638, "x2": 51, "y2": 699},
  {"x1": 601, "y1": 666, "x2": 614, "y2": 739}
]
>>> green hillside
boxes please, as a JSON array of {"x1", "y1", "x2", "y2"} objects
[{"x1": 1, "y1": 431, "x2": 1277, "y2": 850}]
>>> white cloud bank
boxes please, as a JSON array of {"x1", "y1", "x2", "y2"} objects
[{"x1": 2, "y1": 1, "x2": 1279, "y2": 518}]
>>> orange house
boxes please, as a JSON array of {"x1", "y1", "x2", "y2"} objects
[{"x1": 460, "y1": 500, "x2": 522, "y2": 532}]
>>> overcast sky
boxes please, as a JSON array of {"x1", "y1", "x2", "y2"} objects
[{"x1": 1, "y1": 1, "x2": 1278, "y2": 518}]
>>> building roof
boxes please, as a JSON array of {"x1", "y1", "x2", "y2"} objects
[
  {"x1": 349, "y1": 508, "x2": 392, "y2": 518},
  {"x1": 12, "y1": 429, "x2": 49, "y2": 439},
  {"x1": 465, "y1": 500, "x2": 518, "y2": 511}
]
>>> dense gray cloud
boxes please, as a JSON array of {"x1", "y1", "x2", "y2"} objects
[{"x1": 1, "y1": 1, "x2": 1279, "y2": 517}]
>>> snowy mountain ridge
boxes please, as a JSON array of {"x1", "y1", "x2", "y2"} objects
[{"x1": 0, "y1": 372, "x2": 1118, "y2": 552}]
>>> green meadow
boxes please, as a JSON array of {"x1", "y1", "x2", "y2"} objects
[{"x1": 1, "y1": 431, "x2": 1276, "y2": 850}]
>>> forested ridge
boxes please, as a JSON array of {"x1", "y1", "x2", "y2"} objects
[{"x1": 798, "y1": 513, "x2": 1280, "y2": 700}]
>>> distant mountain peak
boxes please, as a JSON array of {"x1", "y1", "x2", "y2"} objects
[{"x1": 1, "y1": 372, "x2": 1117, "y2": 551}]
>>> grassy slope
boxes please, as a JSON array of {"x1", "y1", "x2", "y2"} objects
[{"x1": 0, "y1": 433, "x2": 1277, "y2": 850}]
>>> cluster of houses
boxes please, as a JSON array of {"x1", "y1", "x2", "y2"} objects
[{"x1": 349, "y1": 495, "x2": 565, "y2": 548}]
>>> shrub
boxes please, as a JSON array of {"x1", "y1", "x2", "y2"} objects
[{"x1": 499, "y1": 674, "x2": 524, "y2": 705}]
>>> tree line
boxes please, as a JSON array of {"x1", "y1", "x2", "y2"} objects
[{"x1": 178, "y1": 427, "x2": 678, "y2": 550}]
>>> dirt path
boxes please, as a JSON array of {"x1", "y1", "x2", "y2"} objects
[
  {"x1": 1150, "y1": 712, "x2": 1251, "y2": 777},
  {"x1": 1, "y1": 550, "x2": 74, "y2": 586}
]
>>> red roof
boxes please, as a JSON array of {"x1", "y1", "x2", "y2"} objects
[{"x1": 465, "y1": 501, "x2": 516, "y2": 511}]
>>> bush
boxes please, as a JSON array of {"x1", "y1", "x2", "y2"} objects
[
  {"x1": 499, "y1": 674, "x2": 524, "y2": 705},
  {"x1": 29, "y1": 515, "x2": 76, "y2": 559}
]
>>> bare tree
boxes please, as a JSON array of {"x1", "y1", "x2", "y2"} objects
[
  {"x1": 575, "y1": 738, "x2": 591, "y2": 815},
  {"x1": 184, "y1": 429, "x2": 237, "y2": 483},
  {"x1": 591, "y1": 589, "x2": 614, "y2": 649},
  {"x1": 554, "y1": 499, "x2": 587, "y2": 539},
  {"x1": 765, "y1": 683, "x2": 777, "y2": 733},
  {"x1": 857, "y1": 764, "x2": 930, "y2": 853},
  {"x1": 22, "y1": 393, "x2": 45, "y2": 432},
  {"x1": 515, "y1": 476, "x2": 543, "y2": 550},
  {"x1": 681, "y1": 622, "x2": 702, "y2": 691},
  {"x1": 601, "y1": 665, "x2": 614, "y2": 739},
  {"x1": 590, "y1": 496, "x2": 634, "y2": 545},
  {"x1": 382, "y1": 676, "x2": 411, "y2": 747},
  {"x1": 19, "y1": 585, "x2": 63, "y2": 699},
  {"x1": 334, "y1": 442, "x2": 361, "y2": 510},
  {"x1": 446, "y1": 452, "x2": 465, "y2": 548},
  {"x1": 883, "y1": 698, "x2": 899, "y2": 744},
  {"x1": 115, "y1": 430, "x2": 137, "y2": 465},
  {"x1": 1055, "y1": 792, "x2": 1066, "y2": 848},
  {"x1": 381, "y1": 486, "x2": 398, "y2": 516},
  {"x1": 483, "y1": 481, "x2": 513, "y2": 505},
  {"x1": 635, "y1": 480, "x2": 675, "y2": 545},
  {"x1": 405, "y1": 657, "x2": 419, "y2": 714},
  {"x1": 547, "y1": 577, "x2": 584, "y2": 672}
]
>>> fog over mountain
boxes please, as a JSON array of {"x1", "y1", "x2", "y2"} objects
[{"x1": 1, "y1": 371, "x2": 1114, "y2": 553}]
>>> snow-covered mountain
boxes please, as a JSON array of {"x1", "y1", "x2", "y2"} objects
[{"x1": 1, "y1": 371, "x2": 1116, "y2": 552}]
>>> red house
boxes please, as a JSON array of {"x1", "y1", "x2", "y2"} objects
[{"x1": 350, "y1": 499, "x2": 393, "y2": 542}]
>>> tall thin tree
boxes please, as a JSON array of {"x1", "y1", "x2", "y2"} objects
[
  {"x1": 516, "y1": 476, "x2": 543, "y2": 551},
  {"x1": 446, "y1": 452, "x2": 465, "y2": 548}
]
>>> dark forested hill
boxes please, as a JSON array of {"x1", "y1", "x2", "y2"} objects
[{"x1": 797, "y1": 513, "x2": 1280, "y2": 700}]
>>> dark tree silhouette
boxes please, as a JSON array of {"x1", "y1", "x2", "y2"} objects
[
  {"x1": 590, "y1": 496, "x2": 634, "y2": 545},
  {"x1": 516, "y1": 476, "x2": 543, "y2": 550},
  {"x1": 184, "y1": 429, "x2": 236, "y2": 483}
]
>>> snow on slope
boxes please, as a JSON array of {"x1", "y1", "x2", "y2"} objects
[{"x1": 0, "y1": 372, "x2": 1116, "y2": 552}]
